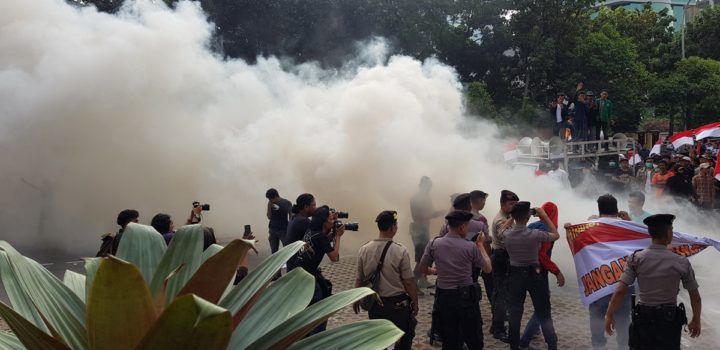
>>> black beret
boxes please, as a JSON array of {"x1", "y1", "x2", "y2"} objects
[
  {"x1": 509, "y1": 201, "x2": 531, "y2": 215},
  {"x1": 643, "y1": 214, "x2": 675, "y2": 227},
  {"x1": 453, "y1": 193, "x2": 472, "y2": 208},
  {"x1": 375, "y1": 210, "x2": 398, "y2": 225},
  {"x1": 445, "y1": 210, "x2": 474, "y2": 222}
]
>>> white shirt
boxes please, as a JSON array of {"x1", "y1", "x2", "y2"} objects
[
  {"x1": 547, "y1": 169, "x2": 570, "y2": 187},
  {"x1": 556, "y1": 105, "x2": 563, "y2": 123}
]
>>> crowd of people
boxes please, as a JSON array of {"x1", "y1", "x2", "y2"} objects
[
  {"x1": 549, "y1": 83, "x2": 613, "y2": 142},
  {"x1": 99, "y1": 174, "x2": 705, "y2": 350}
]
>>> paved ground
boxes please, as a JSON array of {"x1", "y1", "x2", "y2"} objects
[{"x1": 322, "y1": 257, "x2": 714, "y2": 350}]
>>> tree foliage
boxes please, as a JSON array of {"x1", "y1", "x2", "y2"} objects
[{"x1": 686, "y1": 6, "x2": 720, "y2": 61}]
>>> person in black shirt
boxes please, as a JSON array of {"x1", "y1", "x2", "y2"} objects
[
  {"x1": 265, "y1": 188, "x2": 292, "y2": 253},
  {"x1": 610, "y1": 158, "x2": 633, "y2": 193},
  {"x1": 292, "y1": 206, "x2": 345, "y2": 335},
  {"x1": 284, "y1": 193, "x2": 317, "y2": 245}
]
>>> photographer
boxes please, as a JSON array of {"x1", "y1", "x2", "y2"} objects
[
  {"x1": 290, "y1": 206, "x2": 344, "y2": 335},
  {"x1": 187, "y1": 201, "x2": 209, "y2": 225},
  {"x1": 265, "y1": 188, "x2": 292, "y2": 253}
]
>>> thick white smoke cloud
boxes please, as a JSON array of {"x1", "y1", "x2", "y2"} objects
[{"x1": 0, "y1": 0, "x2": 718, "y2": 339}]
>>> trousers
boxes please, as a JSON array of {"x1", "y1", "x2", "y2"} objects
[
  {"x1": 491, "y1": 249, "x2": 509, "y2": 332},
  {"x1": 519, "y1": 271, "x2": 558, "y2": 347},
  {"x1": 368, "y1": 294, "x2": 416, "y2": 350},
  {"x1": 435, "y1": 286, "x2": 484, "y2": 350},
  {"x1": 508, "y1": 266, "x2": 557, "y2": 350},
  {"x1": 589, "y1": 293, "x2": 631, "y2": 350},
  {"x1": 629, "y1": 304, "x2": 685, "y2": 350}
]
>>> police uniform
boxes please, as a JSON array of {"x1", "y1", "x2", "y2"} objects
[
  {"x1": 489, "y1": 190, "x2": 518, "y2": 340},
  {"x1": 503, "y1": 202, "x2": 558, "y2": 350},
  {"x1": 357, "y1": 211, "x2": 416, "y2": 350},
  {"x1": 420, "y1": 210, "x2": 486, "y2": 350},
  {"x1": 623, "y1": 214, "x2": 698, "y2": 350}
]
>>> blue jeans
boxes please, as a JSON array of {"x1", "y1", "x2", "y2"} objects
[{"x1": 588, "y1": 292, "x2": 632, "y2": 350}]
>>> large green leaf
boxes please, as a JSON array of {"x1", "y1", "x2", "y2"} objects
[
  {"x1": 148, "y1": 224, "x2": 203, "y2": 302},
  {"x1": 62, "y1": 271, "x2": 86, "y2": 303},
  {"x1": 115, "y1": 223, "x2": 166, "y2": 284},
  {"x1": 83, "y1": 258, "x2": 100, "y2": 303},
  {"x1": 202, "y1": 244, "x2": 223, "y2": 262},
  {"x1": 0, "y1": 251, "x2": 48, "y2": 332},
  {"x1": 286, "y1": 319, "x2": 404, "y2": 350},
  {"x1": 135, "y1": 295, "x2": 232, "y2": 350},
  {"x1": 86, "y1": 257, "x2": 156, "y2": 350},
  {"x1": 0, "y1": 302, "x2": 70, "y2": 350},
  {"x1": 246, "y1": 287, "x2": 375, "y2": 350},
  {"x1": 177, "y1": 239, "x2": 253, "y2": 304},
  {"x1": 219, "y1": 241, "x2": 304, "y2": 319},
  {"x1": 0, "y1": 242, "x2": 87, "y2": 350},
  {"x1": 0, "y1": 331, "x2": 25, "y2": 350},
  {"x1": 229, "y1": 268, "x2": 314, "y2": 349}
]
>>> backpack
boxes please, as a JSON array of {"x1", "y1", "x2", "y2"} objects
[{"x1": 359, "y1": 241, "x2": 393, "y2": 311}]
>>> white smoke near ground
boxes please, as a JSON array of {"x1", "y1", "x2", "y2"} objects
[{"x1": 0, "y1": 0, "x2": 718, "y2": 342}]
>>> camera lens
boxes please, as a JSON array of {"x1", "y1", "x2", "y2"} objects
[
  {"x1": 344, "y1": 222, "x2": 359, "y2": 231},
  {"x1": 336, "y1": 211, "x2": 349, "y2": 219}
]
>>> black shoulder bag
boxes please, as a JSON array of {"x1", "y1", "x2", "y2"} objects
[{"x1": 359, "y1": 241, "x2": 393, "y2": 311}]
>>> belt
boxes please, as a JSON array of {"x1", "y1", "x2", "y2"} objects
[
  {"x1": 380, "y1": 294, "x2": 410, "y2": 302},
  {"x1": 436, "y1": 285, "x2": 474, "y2": 295},
  {"x1": 509, "y1": 264, "x2": 541, "y2": 271}
]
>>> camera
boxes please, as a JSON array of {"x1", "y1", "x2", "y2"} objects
[
  {"x1": 193, "y1": 201, "x2": 210, "y2": 211},
  {"x1": 531, "y1": 208, "x2": 537, "y2": 216},
  {"x1": 335, "y1": 220, "x2": 359, "y2": 231},
  {"x1": 336, "y1": 211, "x2": 349, "y2": 219}
]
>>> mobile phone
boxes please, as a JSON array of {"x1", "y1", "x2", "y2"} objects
[{"x1": 243, "y1": 225, "x2": 252, "y2": 238}]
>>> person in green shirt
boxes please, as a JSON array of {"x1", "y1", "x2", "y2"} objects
[
  {"x1": 628, "y1": 191, "x2": 652, "y2": 224},
  {"x1": 596, "y1": 89, "x2": 613, "y2": 148}
]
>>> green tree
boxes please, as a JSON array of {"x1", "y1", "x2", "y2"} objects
[
  {"x1": 686, "y1": 6, "x2": 720, "y2": 61},
  {"x1": 592, "y1": 4, "x2": 676, "y2": 72},
  {"x1": 651, "y1": 57, "x2": 720, "y2": 132},
  {"x1": 465, "y1": 81, "x2": 497, "y2": 117},
  {"x1": 572, "y1": 24, "x2": 652, "y2": 130}
]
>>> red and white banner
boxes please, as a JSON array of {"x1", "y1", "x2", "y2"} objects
[
  {"x1": 694, "y1": 121, "x2": 720, "y2": 141},
  {"x1": 649, "y1": 138, "x2": 662, "y2": 156},
  {"x1": 567, "y1": 218, "x2": 720, "y2": 306},
  {"x1": 668, "y1": 130, "x2": 694, "y2": 149}
]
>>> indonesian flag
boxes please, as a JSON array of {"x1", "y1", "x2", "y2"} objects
[
  {"x1": 668, "y1": 130, "x2": 694, "y2": 148},
  {"x1": 694, "y1": 121, "x2": 720, "y2": 141},
  {"x1": 627, "y1": 151, "x2": 642, "y2": 166},
  {"x1": 503, "y1": 142, "x2": 519, "y2": 161},
  {"x1": 566, "y1": 218, "x2": 720, "y2": 306},
  {"x1": 649, "y1": 138, "x2": 662, "y2": 156}
]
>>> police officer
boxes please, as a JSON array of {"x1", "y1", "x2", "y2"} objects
[
  {"x1": 503, "y1": 201, "x2": 560, "y2": 350},
  {"x1": 490, "y1": 189, "x2": 519, "y2": 342},
  {"x1": 419, "y1": 210, "x2": 492, "y2": 350},
  {"x1": 604, "y1": 214, "x2": 702, "y2": 349}
]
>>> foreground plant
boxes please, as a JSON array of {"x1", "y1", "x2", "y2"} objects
[{"x1": 0, "y1": 223, "x2": 402, "y2": 349}]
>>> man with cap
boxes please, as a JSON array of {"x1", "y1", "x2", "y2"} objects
[
  {"x1": 470, "y1": 190, "x2": 494, "y2": 303},
  {"x1": 502, "y1": 201, "x2": 560, "y2": 350},
  {"x1": 420, "y1": 210, "x2": 492, "y2": 350},
  {"x1": 490, "y1": 190, "x2": 519, "y2": 342},
  {"x1": 604, "y1": 214, "x2": 702, "y2": 349},
  {"x1": 354, "y1": 211, "x2": 418, "y2": 350},
  {"x1": 410, "y1": 176, "x2": 445, "y2": 288}
]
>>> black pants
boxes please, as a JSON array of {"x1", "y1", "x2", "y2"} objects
[
  {"x1": 491, "y1": 249, "x2": 509, "y2": 332},
  {"x1": 481, "y1": 272, "x2": 493, "y2": 303},
  {"x1": 369, "y1": 294, "x2": 416, "y2": 350},
  {"x1": 630, "y1": 305, "x2": 684, "y2": 350},
  {"x1": 508, "y1": 266, "x2": 557, "y2": 350},
  {"x1": 435, "y1": 287, "x2": 483, "y2": 350},
  {"x1": 268, "y1": 229, "x2": 284, "y2": 253}
]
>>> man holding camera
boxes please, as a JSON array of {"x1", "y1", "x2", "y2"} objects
[
  {"x1": 265, "y1": 188, "x2": 292, "y2": 254},
  {"x1": 502, "y1": 202, "x2": 560, "y2": 350},
  {"x1": 354, "y1": 211, "x2": 418, "y2": 350},
  {"x1": 420, "y1": 210, "x2": 492, "y2": 350}
]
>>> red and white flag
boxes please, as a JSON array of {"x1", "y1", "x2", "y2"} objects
[
  {"x1": 649, "y1": 138, "x2": 662, "y2": 156},
  {"x1": 715, "y1": 152, "x2": 720, "y2": 181},
  {"x1": 567, "y1": 218, "x2": 720, "y2": 306},
  {"x1": 668, "y1": 130, "x2": 694, "y2": 149},
  {"x1": 694, "y1": 121, "x2": 720, "y2": 141}
]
